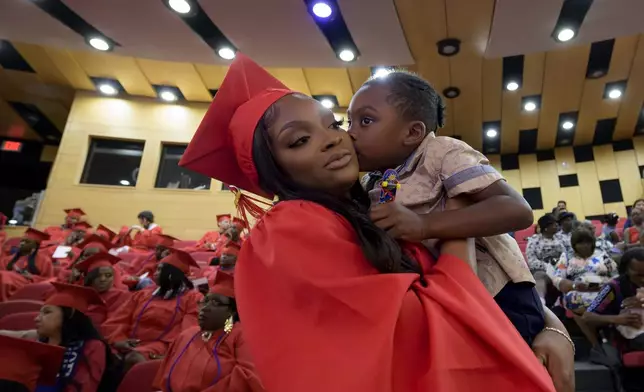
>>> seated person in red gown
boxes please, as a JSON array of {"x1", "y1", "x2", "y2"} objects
[
  {"x1": 0, "y1": 333, "x2": 65, "y2": 391},
  {"x1": 41, "y1": 229, "x2": 86, "y2": 269},
  {"x1": 43, "y1": 208, "x2": 87, "y2": 243},
  {"x1": 178, "y1": 54, "x2": 555, "y2": 392},
  {"x1": 74, "y1": 252, "x2": 131, "y2": 326},
  {"x1": 113, "y1": 211, "x2": 163, "y2": 254},
  {"x1": 198, "y1": 242, "x2": 240, "y2": 289},
  {"x1": 62, "y1": 234, "x2": 118, "y2": 285},
  {"x1": 121, "y1": 234, "x2": 176, "y2": 289},
  {"x1": 0, "y1": 228, "x2": 53, "y2": 301},
  {"x1": 0, "y1": 282, "x2": 117, "y2": 392},
  {"x1": 183, "y1": 214, "x2": 231, "y2": 253},
  {"x1": 95, "y1": 224, "x2": 116, "y2": 241},
  {"x1": 103, "y1": 248, "x2": 200, "y2": 371},
  {"x1": 154, "y1": 272, "x2": 264, "y2": 392}
]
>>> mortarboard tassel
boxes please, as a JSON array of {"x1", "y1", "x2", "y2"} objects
[{"x1": 229, "y1": 186, "x2": 273, "y2": 229}]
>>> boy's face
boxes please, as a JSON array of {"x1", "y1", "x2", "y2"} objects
[{"x1": 347, "y1": 84, "x2": 412, "y2": 172}]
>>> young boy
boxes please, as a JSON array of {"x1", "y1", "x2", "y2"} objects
[{"x1": 348, "y1": 71, "x2": 573, "y2": 390}]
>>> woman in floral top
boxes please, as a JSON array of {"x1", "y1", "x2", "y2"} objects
[
  {"x1": 526, "y1": 214, "x2": 567, "y2": 274},
  {"x1": 552, "y1": 229, "x2": 618, "y2": 312}
]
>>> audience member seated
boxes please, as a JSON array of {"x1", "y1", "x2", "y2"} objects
[
  {"x1": 623, "y1": 198, "x2": 644, "y2": 230},
  {"x1": 153, "y1": 273, "x2": 264, "y2": 392},
  {"x1": 41, "y1": 229, "x2": 86, "y2": 269},
  {"x1": 551, "y1": 200, "x2": 567, "y2": 220},
  {"x1": 584, "y1": 248, "x2": 644, "y2": 350},
  {"x1": 526, "y1": 214, "x2": 567, "y2": 274},
  {"x1": 44, "y1": 208, "x2": 87, "y2": 243},
  {"x1": 95, "y1": 224, "x2": 117, "y2": 242},
  {"x1": 602, "y1": 213, "x2": 620, "y2": 239},
  {"x1": 75, "y1": 252, "x2": 131, "y2": 325},
  {"x1": 183, "y1": 214, "x2": 231, "y2": 253},
  {"x1": 623, "y1": 207, "x2": 644, "y2": 247},
  {"x1": 197, "y1": 242, "x2": 240, "y2": 289},
  {"x1": 62, "y1": 234, "x2": 118, "y2": 285},
  {"x1": 0, "y1": 333, "x2": 65, "y2": 391},
  {"x1": 103, "y1": 248, "x2": 200, "y2": 372},
  {"x1": 0, "y1": 229, "x2": 53, "y2": 301},
  {"x1": 552, "y1": 229, "x2": 618, "y2": 343},
  {"x1": 121, "y1": 234, "x2": 175, "y2": 290},
  {"x1": 555, "y1": 211, "x2": 575, "y2": 254},
  {"x1": 113, "y1": 210, "x2": 163, "y2": 254},
  {"x1": 0, "y1": 282, "x2": 118, "y2": 392}
]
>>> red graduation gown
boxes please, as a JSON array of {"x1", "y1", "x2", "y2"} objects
[
  {"x1": 182, "y1": 231, "x2": 221, "y2": 253},
  {"x1": 0, "y1": 253, "x2": 54, "y2": 301},
  {"x1": 130, "y1": 226, "x2": 164, "y2": 252},
  {"x1": 43, "y1": 226, "x2": 72, "y2": 243},
  {"x1": 236, "y1": 201, "x2": 555, "y2": 392},
  {"x1": 154, "y1": 324, "x2": 264, "y2": 392},
  {"x1": 102, "y1": 287, "x2": 200, "y2": 357},
  {"x1": 62, "y1": 339, "x2": 106, "y2": 392},
  {"x1": 86, "y1": 288, "x2": 132, "y2": 327}
]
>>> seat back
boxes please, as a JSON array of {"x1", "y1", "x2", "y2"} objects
[
  {"x1": 11, "y1": 283, "x2": 54, "y2": 302},
  {"x1": 116, "y1": 360, "x2": 162, "y2": 392},
  {"x1": 0, "y1": 312, "x2": 38, "y2": 330},
  {"x1": 0, "y1": 300, "x2": 44, "y2": 319},
  {"x1": 514, "y1": 227, "x2": 534, "y2": 243}
]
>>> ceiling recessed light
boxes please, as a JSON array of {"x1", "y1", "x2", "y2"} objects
[
  {"x1": 506, "y1": 81, "x2": 519, "y2": 91},
  {"x1": 556, "y1": 28, "x2": 575, "y2": 42},
  {"x1": 98, "y1": 84, "x2": 117, "y2": 96},
  {"x1": 608, "y1": 88, "x2": 622, "y2": 99},
  {"x1": 443, "y1": 87, "x2": 461, "y2": 99},
  {"x1": 320, "y1": 99, "x2": 335, "y2": 109},
  {"x1": 524, "y1": 101, "x2": 537, "y2": 112},
  {"x1": 562, "y1": 121, "x2": 574, "y2": 130},
  {"x1": 437, "y1": 38, "x2": 461, "y2": 57},
  {"x1": 218, "y1": 47, "x2": 236, "y2": 60},
  {"x1": 160, "y1": 90, "x2": 178, "y2": 102},
  {"x1": 312, "y1": 2, "x2": 332, "y2": 18},
  {"x1": 119, "y1": 180, "x2": 131, "y2": 186},
  {"x1": 486, "y1": 129, "x2": 498, "y2": 138},
  {"x1": 88, "y1": 37, "x2": 110, "y2": 51},
  {"x1": 338, "y1": 49, "x2": 355, "y2": 62},
  {"x1": 373, "y1": 68, "x2": 391, "y2": 78},
  {"x1": 168, "y1": 0, "x2": 191, "y2": 13}
]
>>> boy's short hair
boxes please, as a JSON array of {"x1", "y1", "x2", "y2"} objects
[{"x1": 362, "y1": 71, "x2": 446, "y2": 133}]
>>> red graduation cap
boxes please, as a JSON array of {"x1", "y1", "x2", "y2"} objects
[
  {"x1": 95, "y1": 224, "x2": 116, "y2": 240},
  {"x1": 211, "y1": 271, "x2": 235, "y2": 298},
  {"x1": 178, "y1": 53, "x2": 293, "y2": 198},
  {"x1": 46, "y1": 282, "x2": 104, "y2": 314},
  {"x1": 64, "y1": 208, "x2": 86, "y2": 218},
  {"x1": 24, "y1": 228, "x2": 50, "y2": 243},
  {"x1": 221, "y1": 241, "x2": 241, "y2": 257},
  {"x1": 77, "y1": 234, "x2": 114, "y2": 252},
  {"x1": 0, "y1": 335, "x2": 65, "y2": 390},
  {"x1": 149, "y1": 234, "x2": 178, "y2": 248},
  {"x1": 217, "y1": 214, "x2": 232, "y2": 224},
  {"x1": 72, "y1": 252, "x2": 120, "y2": 274},
  {"x1": 72, "y1": 221, "x2": 93, "y2": 231},
  {"x1": 162, "y1": 247, "x2": 200, "y2": 274},
  {"x1": 231, "y1": 217, "x2": 247, "y2": 230}
]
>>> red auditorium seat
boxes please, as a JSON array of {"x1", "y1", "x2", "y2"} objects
[
  {"x1": 514, "y1": 227, "x2": 534, "y2": 243},
  {"x1": 591, "y1": 221, "x2": 602, "y2": 236},
  {"x1": 518, "y1": 241, "x2": 527, "y2": 253},
  {"x1": 118, "y1": 252, "x2": 150, "y2": 265},
  {"x1": 617, "y1": 217, "x2": 627, "y2": 229},
  {"x1": 623, "y1": 351, "x2": 644, "y2": 367},
  {"x1": 190, "y1": 252, "x2": 215, "y2": 264},
  {"x1": 116, "y1": 359, "x2": 162, "y2": 392},
  {"x1": 0, "y1": 300, "x2": 43, "y2": 319},
  {"x1": 0, "y1": 312, "x2": 38, "y2": 330},
  {"x1": 11, "y1": 283, "x2": 54, "y2": 301}
]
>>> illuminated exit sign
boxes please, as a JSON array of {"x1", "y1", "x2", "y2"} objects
[{"x1": 1, "y1": 140, "x2": 23, "y2": 152}]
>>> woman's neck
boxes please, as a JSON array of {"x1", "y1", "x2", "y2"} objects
[
  {"x1": 542, "y1": 233, "x2": 555, "y2": 240},
  {"x1": 48, "y1": 333, "x2": 62, "y2": 346}
]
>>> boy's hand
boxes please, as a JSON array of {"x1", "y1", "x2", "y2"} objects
[{"x1": 370, "y1": 202, "x2": 426, "y2": 241}]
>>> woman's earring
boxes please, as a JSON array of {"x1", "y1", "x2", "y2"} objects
[{"x1": 224, "y1": 315, "x2": 234, "y2": 334}]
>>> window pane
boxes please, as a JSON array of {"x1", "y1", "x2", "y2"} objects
[
  {"x1": 81, "y1": 138, "x2": 144, "y2": 186},
  {"x1": 155, "y1": 144, "x2": 211, "y2": 190}
]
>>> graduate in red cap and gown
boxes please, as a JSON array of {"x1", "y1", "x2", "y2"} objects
[
  {"x1": 182, "y1": 214, "x2": 231, "y2": 253},
  {"x1": 56, "y1": 234, "x2": 123, "y2": 286},
  {"x1": 0, "y1": 228, "x2": 54, "y2": 301},
  {"x1": 94, "y1": 224, "x2": 116, "y2": 242},
  {"x1": 103, "y1": 248, "x2": 200, "y2": 371},
  {"x1": 0, "y1": 282, "x2": 114, "y2": 392},
  {"x1": 0, "y1": 334, "x2": 65, "y2": 392},
  {"x1": 120, "y1": 234, "x2": 177, "y2": 289},
  {"x1": 154, "y1": 272, "x2": 264, "y2": 392},
  {"x1": 178, "y1": 53, "x2": 555, "y2": 392},
  {"x1": 43, "y1": 209, "x2": 86, "y2": 243},
  {"x1": 73, "y1": 252, "x2": 131, "y2": 326},
  {"x1": 197, "y1": 242, "x2": 240, "y2": 286}
]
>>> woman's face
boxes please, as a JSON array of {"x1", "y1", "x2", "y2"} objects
[
  {"x1": 628, "y1": 259, "x2": 644, "y2": 287},
  {"x1": 543, "y1": 222, "x2": 558, "y2": 235},
  {"x1": 635, "y1": 200, "x2": 644, "y2": 209},
  {"x1": 220, "y1": 253, "x2": 237, "y2": 269},
  {"x1": 632, "y1": 208, "x2": 643, "y2": 224},
  {"x1": 77, "y1": 247, "x2": 100, "y2": 264},
  {"x1": 153, "y1": 263, "x2": 164, "y2": 285},
  {"x1": 18, "y1": 238, "x2": 38, "y2": 255},
  {"x1": 574, "y1": 241, "x2": 594, "y2": 259},
  {"x1": 198, "y1": 293, "x2": 232, "y2": 331},
  {"x1": 91, "y1": 266, "x2": 114, "y2": 293},
  {"x1": 35, "y1": 305, "x2": 63, "y2": 338},
  {"x1": 155, "y1": 245, "x2": 170, "y2": 260},
  {"x1": 266, "y1": 94, "x2": 359, "y2": 196}
]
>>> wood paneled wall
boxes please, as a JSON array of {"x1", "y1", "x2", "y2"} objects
[{"x1": 488, "y1": 140, "x2": 644, "y2": 221}]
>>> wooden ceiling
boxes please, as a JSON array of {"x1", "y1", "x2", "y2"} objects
[{"x1": 1, "y1": 0, "x2": 644, "y2": 154}]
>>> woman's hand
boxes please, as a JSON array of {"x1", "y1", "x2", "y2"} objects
[
  {"x1": 113, "y1": 339, "x2": 140, "y2": 352},
  {"x1": 370, "y1": 202, "x2": 426, "y2": 241},
  {"x1": 532, "y1": 309, "x2": 575, "y2": 392},
  {"x1": 615, "y1": 312, "x2": 643, "y2": 328},
  {"x1": 622, "y1": 295, "x2": 644, "y2": 310}
]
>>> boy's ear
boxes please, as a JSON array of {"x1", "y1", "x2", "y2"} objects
[{"x1": 402, "y1": 121, "x2": 427, "y2": 146}]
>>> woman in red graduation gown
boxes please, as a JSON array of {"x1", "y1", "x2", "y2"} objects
[
  {"x1": 43, "y1": 208, "x2": 86, "y2": 243},
  {"x1": 0, "y1": 229, "x2": 54, "y2": 301},
  {"x1": 103, "y1": 248, "x2": 200, "y2": 371},
  {"x1": 178, "y1": 54, "x2": 555, "y2": 392},
  {"x1": 74, "y1": 252, "x2": 131, "y2": 326},
  {"x1": 0, "y1": 334, "x2": 65, "y2": 392},
  {"x1": 120, "y1": 234, "x2": 175, "y2": 289},
  {"x1": 182, "y1": 214, "x2": 231, "y2": 253},
  {"x1": 154, "y1": 272, "x2": 264, "y2": 392},
  {"x1": 197, "y1": 242, "x2": 239, "y2": 286}
]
